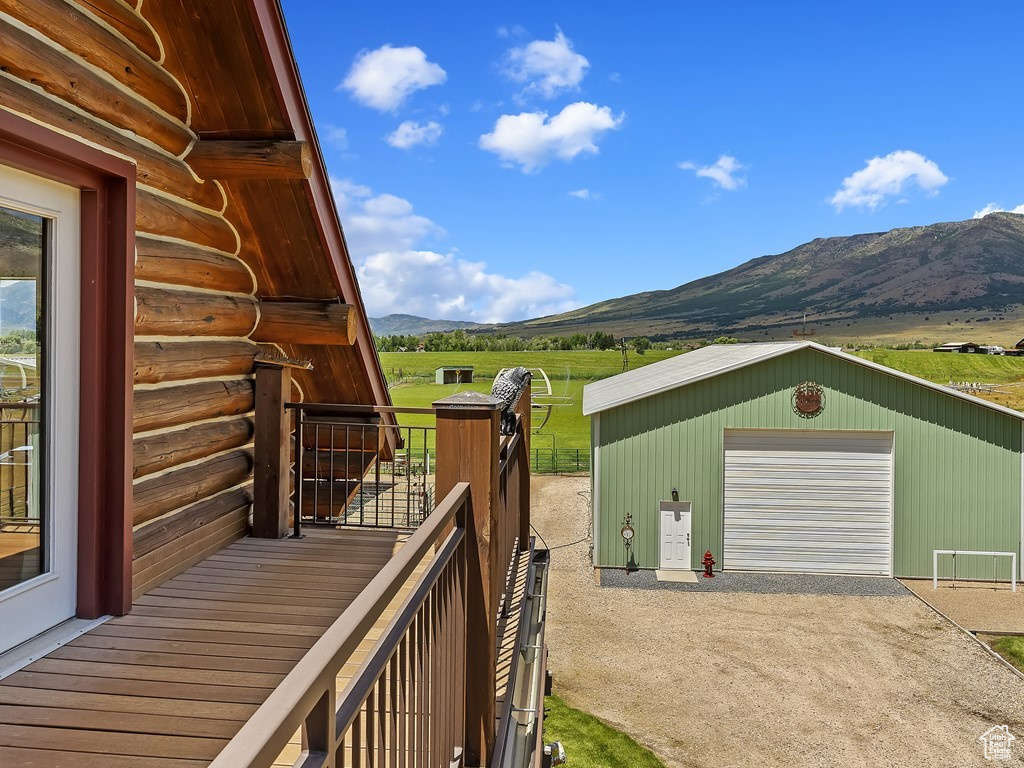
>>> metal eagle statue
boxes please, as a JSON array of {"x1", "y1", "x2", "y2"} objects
[{"x1": 490, "y1": 366, "x2": 531, "y2": 435}]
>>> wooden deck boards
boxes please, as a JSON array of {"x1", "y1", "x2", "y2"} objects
[{"x1": 0, "y1": 527, "x2": 403, "y2": 767}]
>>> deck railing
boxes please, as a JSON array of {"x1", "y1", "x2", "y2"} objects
[
  {"x1": 0, "y1": 402, "x2": 38, "y2": 529},
  {"x1": 250, "y1": 379, "x2": 537, "y2": 766},
  {"x1": 288, "y1": 403, "x2": 436, "y2": 533},
  {"x1": 210, "y1": 481, "x2": 470, "y2": 768},
  {"x1": 497, "y1": 428, "x2": 524, "y2": 616}
]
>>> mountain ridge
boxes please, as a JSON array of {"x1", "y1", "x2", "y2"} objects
[
  {"x1": 369, "y1": 313, "x2": 486, "y2": 336},
  {"x1": 496, "y1": 212, "x2": 1024, "y2": 341}
]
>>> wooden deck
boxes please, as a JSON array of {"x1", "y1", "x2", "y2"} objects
[{"x1": 0, "y1": 527, "x2": 411, "y2": 768}]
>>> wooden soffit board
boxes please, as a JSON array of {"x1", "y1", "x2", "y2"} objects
[{"x1": 141, "y1": 0, "x2": 388, "y2": 409}]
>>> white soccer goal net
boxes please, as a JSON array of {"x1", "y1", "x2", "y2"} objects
[{"x1": 932, "y1": 550, "x2": 1017, "y2": 592}]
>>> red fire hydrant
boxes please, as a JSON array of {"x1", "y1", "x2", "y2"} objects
[{"x1": 702, "y1": 550, "x2": 716, "y2": 578}]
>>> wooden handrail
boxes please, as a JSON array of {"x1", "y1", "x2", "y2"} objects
[
  {"x1": 209, "y1": 481, "x2": 471, "y2": 768},
  {"x1": 285, "y1": 402, "x2": 437, "y2": 416},
  {"x1": 335, "y1": 526, "x2": 463, "y2": 728}
]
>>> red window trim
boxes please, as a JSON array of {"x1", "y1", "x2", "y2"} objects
[{"x1": 0, "y1": 109, "x2": 134, "y2": 617}]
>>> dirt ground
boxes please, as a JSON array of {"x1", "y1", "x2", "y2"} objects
[
  {"x1": 533, "y1": 475, "x2": 1024, "y2": 767},
  {"x1": 902, "y1": 578, "x2": 1024, "y2": 634}
]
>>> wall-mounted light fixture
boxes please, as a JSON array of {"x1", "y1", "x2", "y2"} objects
[
  {"x1": 621, "y1": 513, "x2": 636, "y2": 571},
  {"x1": 671, "y1": 488, "x2": 679, "y2": 502}
]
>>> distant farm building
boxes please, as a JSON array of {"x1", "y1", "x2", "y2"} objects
[
  {"x1": 435, "y1": 366, "x2": 474, "y2": 384},
  {"x1": 933, "y1": 341, "x2": 982, "y2": 353},
  {"x1": 1004, "y1": 339, "x2": 1024, "y2": 357},
  {"x1": 584, "y1": 341, "x2": 1024, "y2": 581}
]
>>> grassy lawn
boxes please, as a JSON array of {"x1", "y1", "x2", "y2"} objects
[
  {"x1": 379, "y1": 349, "x2": 684, "y2": 382},
  {"x1": 388, "y1": 379, "x2": 592, "y2": 451},
  {"x1": 851, "y1": 348, "x2": 1024, "y2": 384},
  {"x1": 543, "y1": 695, "x2": 666, "y2": 768},
  {"x1": 989, "y1": 636, "x2": 1024, "y2": 672},
  {"x1": 851, "y1": 349, "x2": 1024, "y2": 412}
]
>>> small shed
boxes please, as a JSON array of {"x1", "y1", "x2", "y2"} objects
[
  {"x1": 435, "y1": 366, "x2": 474, "y2": 384},
  {"x1": 584, "y1": 341, "x2": 1024, "y2": 580}
]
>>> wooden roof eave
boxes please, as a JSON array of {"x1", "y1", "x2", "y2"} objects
[{"x1": 244, "y1": 0, "x2": 394, "y2": 425}]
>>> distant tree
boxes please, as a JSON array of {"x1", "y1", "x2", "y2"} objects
[
  {"x1": 591, "y1": 331, "x2": 616, "y2": 350},
  {"x1": 632, "y1": 336, "x2": 651, "y2": 354},
  {"x1": 568, "y1": 333, "x2": 590, "y2": 349},
  {"x1": 713, "y1": 336, "x2": 740, "y2": 344}
]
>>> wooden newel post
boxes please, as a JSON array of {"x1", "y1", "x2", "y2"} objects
[
  {"x1": 253, "y1": 364, "x2": 291, "y2": 538},
  {"x1": 514, "y1": 380, "x2": 531, "y2": 547},
  {"x1": 433, "y1": 392, "x2": 502, "y2": 767}
]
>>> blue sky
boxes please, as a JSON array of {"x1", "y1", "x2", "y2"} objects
[{"x1": 281, "y1": 1, "x2": 1024, "y2": 323}]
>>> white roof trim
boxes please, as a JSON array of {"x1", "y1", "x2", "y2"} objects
[{"x1": 582, "y1": 340, "x2": 1024, "y2": 422}]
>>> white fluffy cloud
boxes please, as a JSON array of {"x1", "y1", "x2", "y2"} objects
[
  {"x1": 386, "y1": 120, "x2": 443, "y2": 149},
  {"x1": 331, "y1": 178, "x2": 577, "y2": 322},
  {"x1": 568, "y1": 188, "x2": 593, "y2": 199},
  {"x1": 830, "y1": 150, "x2": 948, "y2": 211},
  {"x1": 503, "y1": 29, "x2": 590, "y2": 100},
  {"x1": 322, "y1": 125, "x2": 349, "y2": 150},
  {"x1": 340, "y1": 45, "x2": 446, "y2": 111},
  {"x1": 679, "y1": 155, "x2": 747, "y2": 190},
  {"x1": 480, "y1": 102, "x2": 624, "y2": 173},
  {"x1": 973, "y1": 202, "x2": 1024, "y2": 219}
]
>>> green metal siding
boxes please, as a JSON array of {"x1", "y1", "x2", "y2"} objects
[{"x1": 594, "y1": 348, "x2": 1022, "y2": 579}]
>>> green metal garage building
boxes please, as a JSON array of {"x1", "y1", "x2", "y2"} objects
[{"x1": 583, "y1": 341, "x2": 1023, "y2": 580}]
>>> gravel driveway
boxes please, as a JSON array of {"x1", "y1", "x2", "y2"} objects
[{"x1": 534, "y1": 475, "x2": 1024, "y2": 767}]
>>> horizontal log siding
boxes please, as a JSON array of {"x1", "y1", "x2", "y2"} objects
[
  {"x1": 594, "y1": 347, "x2": 1022, "y2": 579},
  {"x1": 0, "y1": 4, "x2": 260, "y2": 594}
]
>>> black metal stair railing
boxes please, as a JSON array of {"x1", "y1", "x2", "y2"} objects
[{"x1": 287, "y1": 403, "x2": 436, "y2": 533}]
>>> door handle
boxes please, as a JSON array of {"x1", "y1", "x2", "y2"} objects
[{"x1": 687, "y1": 534, "x2": 690, "y2": 546}]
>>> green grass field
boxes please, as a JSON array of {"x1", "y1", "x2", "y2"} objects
[
  {"x1": 990, "y1": 636, "x2": 1024, "y2": 672},
  {"x1": 542, "y1": 695, "x2": 666, "y2": 768},
  {"x1": 383, "y1": 348, "x2": 1024, "y2": 455},
  {"x1": 851, "y1": 349, "x2": 1024, "y2": 384},
  {"x1": 379, "y1": 350, "x2": 683, "y2": 382}
]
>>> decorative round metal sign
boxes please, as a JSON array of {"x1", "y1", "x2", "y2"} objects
[{"x1": 793, "y1": 381, "x2": 825, "y2": 418}]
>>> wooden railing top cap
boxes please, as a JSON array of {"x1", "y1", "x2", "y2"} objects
[{"x1": 433, "y1": 391, "x2": 503, "y2": 410}]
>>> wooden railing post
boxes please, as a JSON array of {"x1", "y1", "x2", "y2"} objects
[
  {"x1": 253, "y1": 364, "x2": 290, "y2": 538},
  {"x1": 433, "y1": 392, "x2": 502, "y2": 767},
  {"x1": 514, "y1": 380, "x2": 531, "y2": 547}
]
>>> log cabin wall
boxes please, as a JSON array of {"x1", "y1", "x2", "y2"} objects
[{"x1": 0, "y1": 0, "x2": 388, "y2": 599}]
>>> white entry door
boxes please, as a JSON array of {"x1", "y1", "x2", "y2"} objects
[
  {"x1": 0, "y1": 164, "x2": 80, "y2": 654},
  {"x1": 660, "y1": 501, "x2": 692, "y2": 569}
]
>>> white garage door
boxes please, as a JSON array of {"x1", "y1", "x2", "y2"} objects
[{"x1": 723, "y1": 430, "x2": 893, "y2": 576}]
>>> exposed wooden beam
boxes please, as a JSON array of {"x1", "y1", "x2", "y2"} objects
[
  {"x1": 0, "y1": 75, "x2": 221, "y2": 210},
  {"x1": 134, "y1": 340, "x2": 258, "y2": 385},
  {"x1": 0, "y1": 18, "x2": 191, "y2": 155},
  {"x1": 186, "y1": 140, "x2": 313, "y2": 181},
  {"x1": 132, "y1": 450, "x2": 253, "y2": 527},
  {"x1": 136, "y1": 237, "x2": 255, "y2": 294},
  {"x1": 134, "y1": 379, "x2": 256, "y2": 433},
  {"x1": 71, "y1": 0, "x2": 163, "y2": 62},
  {"x1": 135, "y1": 286, "x2": 257, "y2": 337},
  {"x1": 0, "y1": 0, "x2": 186, "y2": 119},
  {"x1": 252, "y1": 300, "x2": 357, "y2": 346},
  {"x1": 133, "y1": 417, "x2": 254, "y2": 479}
]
